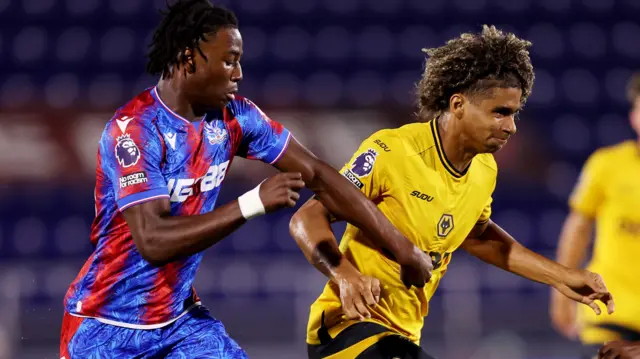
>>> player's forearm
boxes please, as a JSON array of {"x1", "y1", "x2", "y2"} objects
[
  {"x1": 305, "y1": 161, "x2": 414, "y2": 262},
  {"x1": 290, "y1": 200, "x2": 360, "y2": 282},
  {"x1": 462, "y1": 221, "x2": 570, "y2": 286},
  {"x1": 135, "y1": 201, "x2": 246, "y2": 265},
  {"x1": 555, "y1": 211, "x2": 594, "y2": 269}
]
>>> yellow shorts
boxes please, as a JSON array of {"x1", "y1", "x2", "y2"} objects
[{"x1": 580, "y1": 323, "x2": 640, "y2": 345}]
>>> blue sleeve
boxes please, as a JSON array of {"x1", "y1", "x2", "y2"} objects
[
  {"x1": 99, "y1": 116, "x2": 169, "y2": 211},
  {"x1": 234, "y1": 98, "x2": 292, "y2": 164}
]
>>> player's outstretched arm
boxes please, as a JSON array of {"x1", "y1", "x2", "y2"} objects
[
  {"x1": 123, "y1": 172, "x2": 304, "y2": 266},
  {"x1": 290, "y1": 197, "x2": 381, "y2": 320},
  {"x1": 461, "y1": 220, "x2": 614, "y2": 316},
  {"x1": 276, "y1": 139, "x2": 432, "y2": 288},
  {"x1": 550, "y1": 210, "x2": 595, "y2": 339}
]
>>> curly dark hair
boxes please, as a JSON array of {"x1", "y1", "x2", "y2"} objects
[
  {"x1": 627, "y1": 72, "x2": 640, "y2": 103},
  {"x1": 416, "y1": 25, "x2": 535, "y2": 119},
  {"x1": 146, "y1": 0, "x2": 238, "y2": 78}
]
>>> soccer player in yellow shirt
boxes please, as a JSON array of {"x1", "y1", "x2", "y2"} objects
[
  {"x1": 551, "y1": 73, "x2": 640, "y2": 359},
  {"x1": 289, "y1": 25, "x2": 616, "y2": 359}
]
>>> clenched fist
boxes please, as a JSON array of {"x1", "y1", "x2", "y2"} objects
[{"x1": 398, "y1": 245, "x2": 433, "y2": 289}]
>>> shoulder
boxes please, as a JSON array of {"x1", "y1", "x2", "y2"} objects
[
  {"x1": 101, "y1": 98, "x2": 161, "y2": 150},
  {"x1": 474, "y1": 153, "x2": 498, "y2": 173},
  {"x1": 224, "y1": 95, "x2": 285, "y2": 135},
  {"x1": 578, "y1": 142, "x2": 632, "y2": 176},
  {"x1": 103, "y1": 90, "x2": 160, "y2": 138},
  {"x1": 102, "y1": 113, "x2": 159, "y2": 144},
  {"x1": 363, "y1": 127, "x2": 411, "y2": 157},
  {"x1": 391, "y1": 122, "x2": 437, "y2": 156},
  {"x1": 225, "y1": 95, "x2": 265, "y2": 119},
  {"x1": 590, "y1": 141, "x2": 635, "y2": 163}
]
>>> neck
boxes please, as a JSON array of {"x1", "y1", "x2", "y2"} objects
[
  {"x1": 156, "y1": 76, "x2": 198, "y2": 122},
  {"x1": 436, "y1": 114, "x2": 477, "y2": 173}
]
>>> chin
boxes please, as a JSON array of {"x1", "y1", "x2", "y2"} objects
[
  {"x1": 483, "y1": 143, "x2": 503, "y2": 153},
  {"x1": 200, "y1": 99, "x2": 229, "y2": 112},
  {"x1": 218, "y1": 96, "x2": 232, "y2": 107}
]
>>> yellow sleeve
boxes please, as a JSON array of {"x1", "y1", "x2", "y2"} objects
[
  {"x1": 569, "y1": 151, "x2": 606, "y2": 218},
  {"x1": 339, "y1": 130, "x2": 401, "y2": 200},
  {"x1": 478, "y1": 196, "x2": 493, "y2": 224}
]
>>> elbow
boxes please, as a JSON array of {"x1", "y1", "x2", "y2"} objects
[
  {"x1": 133, "y1": 232, "x2": 171, "y2": 267},
  {"x1": 290, "y1": 200, "x2": 333, "y2": 247},
  {"x1": 305, "y1": 159, "x2": 333, "y2": 193},
  {"x1": 289, "y1": 205, "x2": 323, "y2": 250},
  {"x1": 289, "y1": 210, "x2": 307, "y2": 246}
]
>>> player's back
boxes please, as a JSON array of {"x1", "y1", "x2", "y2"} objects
[
  {"x1": 64, "y1": 87, "x2": 291, "y2": 328},
  {"x1": 307, "y1": 120, "x2": 497, "y2": 344},
  {"x1": 571, "y1": 141, "x2": 640, "y2": 333}
]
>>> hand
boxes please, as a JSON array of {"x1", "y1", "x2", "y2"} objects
[
  {"x1": 554, "y1": 268, "x2": 614, "y2": 316},
  {"x1": 598, "y1": 340, "x2": 640, "y2": 359},
  {"x1": 259, "y1": 172, "x2": 305, "y2": 212},
  {"x1": 336, "y1": 272, "x2": 381, "y2": 321},
  {"x1": 397, "y1": 245, "x2": 433, "y2": 289},
  {"x1": 550, "y1": 288, "x2": 580, "y2": 339}
]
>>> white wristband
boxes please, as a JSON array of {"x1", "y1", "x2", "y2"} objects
[{"x1": 238, "y1": 183, "x2": 266, "y2": 220}]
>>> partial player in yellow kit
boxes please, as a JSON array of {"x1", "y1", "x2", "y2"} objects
[
  {"x1": 551, "y1": 73, "x2": 640, "y2": 359},
  {"x1": 290, "y1": 26, "x2": 616, "y2": 359}
]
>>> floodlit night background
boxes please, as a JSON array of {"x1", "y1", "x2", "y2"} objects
[{"x1": 0, "y1": 0, "x2": 638, "y2": 358}]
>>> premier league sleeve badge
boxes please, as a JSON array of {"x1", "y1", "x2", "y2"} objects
[
  {"x1": 114, "y1": 134, "x2": 141, "y2": 168},
  {"x1": 350, "y1": 148, "x2": 378, "y2": 177}
]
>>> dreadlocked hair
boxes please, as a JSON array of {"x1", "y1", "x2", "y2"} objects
[
  {"x1": 416, "y1": 25, "x2": 535, "y2": 120},
  {"x1": 146, "y1": 0, "x2": 238, "y2": 78}
]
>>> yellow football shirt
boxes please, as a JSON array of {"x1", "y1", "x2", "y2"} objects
[
  {"x1": 306, "y1": 120, "x2": 498, "y2": 345},
  {"x1": 570, "y1": 141, "x2": 640, "y2": 342}
]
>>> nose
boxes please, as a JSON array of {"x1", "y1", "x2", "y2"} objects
[
  {"x1": 502, "y1": 115, "x2": 517, "y2": 136},
  {"x1": 232, "y1": 62, "x2": 243, "y2": 82}
]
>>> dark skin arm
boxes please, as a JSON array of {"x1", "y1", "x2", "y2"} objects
[
  {"x1": 123, "y1": 198, "x2": 246, "y2": 266},
  {"x1": 124, "y1": 171, "x2": 304, "y2": 266},
  {"x1": 276, "y1": 140, "x2": 415, "y2": 258},
  {"x1": 277, "y1": 140, "x2": 431, "y2": 288},
  {"x1": 461, "y1": 220, "x2": 614, "y2": 315}
]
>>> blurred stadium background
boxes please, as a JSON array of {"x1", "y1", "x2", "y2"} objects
[{"x1": 1, "y1": 0, "x2": 639, "y2": 358}]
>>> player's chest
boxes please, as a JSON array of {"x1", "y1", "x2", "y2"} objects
[
  {"x1": 603, "y1": 164, "x2": 640, "y2": 213},
  {"x1": 385, "y1": 167, "x2": 492, "y2": 252},
  {"x1": 159, "y1": 122, "x2": 233, "y2": 204}
]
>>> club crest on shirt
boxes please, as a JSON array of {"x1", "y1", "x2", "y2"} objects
[
  {"x1": 205, "y1": 123, "x2": 227, "y2": 145},
  {"x1": 114, "y1": 133, "x2": 141, "y2": 168},
  {"x1": 437, "y1": 214, "x2": 454, "y2": 237},
  {"x1": 350, "y1": 148, "x2": 378, "y2": 177}
]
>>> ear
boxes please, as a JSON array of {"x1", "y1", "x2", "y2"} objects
[
  {"x1": 178, "y1": 48, "x2": 196, "y2": 75},
  {"x1": 449, "y1": 94, "x2": 465, "y2": 120}
]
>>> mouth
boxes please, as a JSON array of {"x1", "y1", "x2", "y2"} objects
[
  {"x1": 225, "y1": 89, "x2": 238, "y2": 101},
  {"x1": 493, "y1": 137, "x2": 508, "y2": 145}
]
